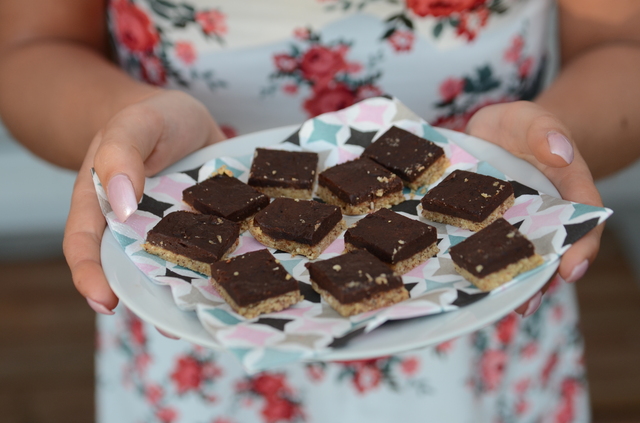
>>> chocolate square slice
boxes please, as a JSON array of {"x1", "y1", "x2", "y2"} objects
[
  {"x1": 183, "y1": 173, "x2": 270, "y2": 232},
  {"x1": 142, "y1": 211, "x2": 240, "y2": 276},
  {"x1": 317, "y1": 158, "x2": 404, "y2": 215},
  {"x1": 449, "y1": 218, "x2": 544, "y2": 291},
  {"x1": 420, "y1": 169, "x2": 514, "y2": 231},
  {"x1": 210, "y1": 249, "x2": 303, "y2": 319},
  {"x1": 305, "y1": 250, "x2": 409, "y2": 317},
  {"x1": 248, "y1": 148, "x2": 319, "y2": 199},
  {"x1": 362, "y1": 126, "x2": 450, "y2": 189},
  {"x1": 344, "y1": 208, "x2": 439, "y2": 275},
  {"x1": 249, "y1": 198, "x2": 346, "y2": 259}
]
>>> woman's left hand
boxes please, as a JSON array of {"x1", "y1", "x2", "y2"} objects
[{"x1": 466, "y1": 100, "x2": 604, "y2": 317}]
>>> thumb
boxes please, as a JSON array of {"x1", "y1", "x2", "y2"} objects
[{"x1": 466, "y1": 101, "x2": 575, "y2": 169}]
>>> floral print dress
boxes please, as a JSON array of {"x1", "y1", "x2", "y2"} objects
[{"x1": 99, "y1": 1, "x2": 590, "y2": 422}]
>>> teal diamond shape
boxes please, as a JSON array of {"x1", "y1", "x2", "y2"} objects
[
  {"x1": 306, "y1": 120, "x2": 342, "y2": 146},
  {"x1": 113, "y1": 232, "x2": 137, "y2": 248},
  {"x1": 252, "y1": 348, "x2": 306, "y2": 371},
  {"x1": 206, "y1": 308, "x2": 243, "y2": 325},
  {"x1": 570, "y1": 203, "x2": 604, "y2": 220},
  {"x1": 477, "y1": 162, "x2": 505, "y2": 180},
  {"x1": 422, "y1": 123, "x2": 448, "y2": 145},
  {"x1": 132, "y1": 249, "x2": 166, "y2": 266},
  {"x1": 447, "y1": 235, "x2": 467, "y2": 249}
]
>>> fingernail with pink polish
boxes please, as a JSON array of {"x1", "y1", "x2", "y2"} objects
[
  {"x1": 107, "y1": 174, "x2": 138, "y2": 222},
  {"x1": 156, "y1": 326, "x2": 180, "y2": 340},
  {"x1": 547, "y1": 131, "x2": 574, "y2": 165},
  {"x1": 87, "y1": 298, "x2": 115, "y2": 315},
  {"x1": 523, "y1": 291, "x2": 543, "y2": 318},
  {"x1": 566, "y1": 259, "x2": 589, "y2": 283}
]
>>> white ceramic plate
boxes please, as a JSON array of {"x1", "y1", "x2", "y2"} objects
[{"x1": 102, "y1": 126, "x2": 559, "y2": 361}]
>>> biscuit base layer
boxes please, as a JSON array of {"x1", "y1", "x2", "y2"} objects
[
  {"x1": 252, "y1": 186, "x2": 313, "y2": 200},
  {"x1": 142, "y1": 238, "x2": 239, "y2": 277},
  {"x1": 421, "y1": 194, "x2": 515, "y2": 232},
  {"x1": 316, "y1": 185, "x2": 405, "y2": 216},
  {"x1": 211, "y1": 278, "x2": 303, "y2": 319},
  {"x1": 310, "y1": 280, "x2": 409, "y2": 317},
  {"x1": 406, "y1": 155, "x2": 450, "y2": 190},
  {"x1": 344, "y1": 242, "x2": 439, "y2": 275},
  {"x1": 249, "y1": 219, "x2": 347, "y2": 260},
  {"x1": 453, "y1": 253, "x2": 544, "y2": 292}
]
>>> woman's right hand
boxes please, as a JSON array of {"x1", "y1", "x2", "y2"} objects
[{"x1": 63, "y1": 89, "x2": 226, "y2": 314}]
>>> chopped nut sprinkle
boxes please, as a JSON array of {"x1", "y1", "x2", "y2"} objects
[
  {"x1": 475, "y1": 265, "x2": 483, "y2": 273},
  {"x1": 332, "y1": 264, "x2": 342, "y2": 272}
]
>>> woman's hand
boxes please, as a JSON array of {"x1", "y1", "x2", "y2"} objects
[
  {"x1": 63, "y1": 89, "x2": 226, "y2": 315},
  {"x1": 466, "y1": 101, "x2": 604, "y2": 316}
]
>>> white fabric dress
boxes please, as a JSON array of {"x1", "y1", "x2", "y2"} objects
[{"x1": 97, "y1": 1, "x2": 590, "y2": 422}]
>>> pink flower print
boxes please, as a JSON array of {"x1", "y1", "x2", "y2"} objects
[
  {"x1": 514, "y1": 378, "x2": 530, "y2": 394},
  {"x1": 112, "y1": 0, "x2": 159, "y2": 53},
  {"x1": 541, "y1": 351, "x2": 559, "y2": 387},
  {"x1": 306, "y1": 363, "x2": 326, "y2": 382},
  {"x1": 388, "y1": 29, "x2": 415, "y2": 52},
  {"x1": 174, "y1": 41, "x2": 197, "y2": 65},
  {"x1": 273, "y1": 54, "x2": 298, "y2": 73},
  {"x1": 299, "y1": 45, "x2": 349, "y2": 88},
  {"x1": 353, "y1": 364, "x2": 382, "y2": 394},
  {"x1": 134, "y1": 352, "x2": 151, "y2": 375},
  {"x1": 170, "y1": 355, "x2": 203, "y2": 394},
  {"x1": 282, "y1": 83, "x2": 299, "y2": 95},
  {"x1": 435, "y1": 339, "x2": 455, "y2": 354},
  {"x1": 294, "y1": 27, "x2": 311, "y2": 40},
  {"x1": 495, "y1": 312, "x2": 519, "y2": 345},
  {"x1": 504, "y1": 35, "x2": 524, "y2": 63},
  {"x1": 145, "y1": 384, "x2": 164, "y2": 405},
  {"x1": 220, "y1": 125, "x2": 237, "y2": 139},
  {"x1": 438, "y1": 77, "x2": 465, "y2": 103},
  {"x1": 139, "y1": 54, "x2": 166, "y2": 86},
  {"x1": 480, "y1": 349, "x2": 507, "y2": 391},
  {"x1": 195, "y1": 9, "x2": 228, "y2": 36},
  {"x1": 156, "y1": 407, "x2": 178, "y2": 423},
  {"x1": 202, "y1": 361, "x2": 223, "y2": 380},
  {"x1": 400, "y1": 356, "x2": 420, "y2": 376},
  {"x1": 251, "y1": 373, "x2": 290, "y2": 398},
  {"x1": 406, "y1": 0, "x2": 486, "y2": 18},
  {"x1": 261, "y1": 397, "x2": 300, "y2": 423},
  {"x1": 303, "y1": 82, "x2": 356, "y2": 117},
  {"x1": 355, "y1": 84, "x2": 383, "y2": 101},
  {"x1": 129, "y1": 315, "x2": 146, "y2": 346},
  {"x1": 515, "y1": 399, "x2": 530, "y2": 416},
  {"x1": 518, "y1": 57, "x2": 534, "y2": 79},
  {"x1": 520, "y1": 342, "x2": 538, "y2": 359}
]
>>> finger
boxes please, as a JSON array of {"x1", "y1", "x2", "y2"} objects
[
  {"x1": 63, "y1": 133, "x2": 119, "y2": 312},
  {"x1": 467, "y1": 101, "x2": 575, "y2": 168},
  {"x1": 513, "y1": 273, "x2": 561, "y2": 316},
  {"x1": 155, "y1": 326, "x2": 180, "y2": 340}
]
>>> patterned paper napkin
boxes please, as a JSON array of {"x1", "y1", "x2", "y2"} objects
[{"x1": 93, "y1": 97, "x2": 612, "y2": 373}]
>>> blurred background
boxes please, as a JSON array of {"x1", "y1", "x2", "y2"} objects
[{"x1": 1, "y1": 119, "x2": 639, "y2": 423}]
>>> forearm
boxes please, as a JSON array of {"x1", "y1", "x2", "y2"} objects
[
  {"x1": 0, "y1": 40, "x2": 158, "y2": 170},
  {"x1": 535, "y1": 43, "x2": 640, "y2": 180}
]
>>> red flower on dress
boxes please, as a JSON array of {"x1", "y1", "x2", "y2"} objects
[
  {"x1": 541, "y1": 351, "x2": 559, "y2": 387},
  {"x1": 195, "y1": 9, "x2": 228, "y2": 36},
  {"x1": 355, "y1": 84, "x2": 383, "y2": 101},
  {"x1": 303, "y1": 83, "x2": 356, "y2": 117},
  {"x1": 282, "y1": 83, "x2": 299, "y2": 95},
  {"x1": 261, "y1": 397, "x2": 300, "y2": 423},
  {"x1": 129, "y1": 315, "x2": 146, "y2": 346},
  {"x1": 305, "y1": 363, "x2": 325, "y2": 382},
  {"x1": 294, "y1": 27, "x2": 311, "y2": 41},
  {"x1": 518, "y1": 57, "x2": 534, "y2": 79},
  {"x1": 495, "y1": 312, "x2": 519, "y2": 345},
  {"x1": 175, "y1": 41, "x2": 197, "y2": 65},
  {"x1": 406, "y1": 0, "x2": 486, "y2": 18},
  {"x1": 435, "y1": 339, "x2": 455, "y2": 354},
  {"x1": 400, "y1": 356, "x2": 420, "y2": 376},
  {"x1": 145, "y1": 384, "x2": 164, "y2": 405},
  {"x1": 273, "y1": 54, "x2": 298, "y2": 73},
  {"x1": 504, "y1": 35, "x2": 524, "y2": 63},
  {"x1": 480, "y1": 349, "x2": 507, "y2": 391},
  {"x1": 439, "y1": 77, "x2": 465, "y2": 103},
  {"x1": 155, "y1": 407, "x2": 178, "y2": 423},
  {"x1": 353, "y1": 364, "x2": 382, "y2": 394},
  {"x1": 520, "y1": 342, "x2": 538, "y2": 359},
  {"x1": 299, "y1": 45, "x2": 349, "y2": 88},
  {"x1": 112, "y1": 0, "x2": 159, "y2": 53},
  {"x1": 171, "y1": 356, "x2": 203, "y2": 394},
  {"x1": 139, "y1": 55, "x2": 167, "y2": 86},
  {"x1": 251, "y1": 373, "x2": 289, "y2": 398},
  {"x1": 388, "y1": 30, "x2": 415, "y2": 52}
]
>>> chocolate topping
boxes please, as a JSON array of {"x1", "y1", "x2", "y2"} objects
[
  {"x1": 344, "y1": 208, "x2": 437, "y2": 264},
  {"x1": 182, "y1": 174, "x2": 270, "y2": 222},
  {"x1": 318, "y1": 158, "x2": 403, "y2": 204},
  {"x1": 449, "y1": 218, "x2": 536, "y2": 278},
  {"x1": 421, "y1": 170, "x2": 513, "y2": 222},
  {"x1": 248, "y1": 148, "x2": 318, "y2": 190},
  {"x1": 146, "y1": 211, "x2": 240, "y2": 264},
  {"x1": 210, "y1": 249, "x2": 299, "y2": 307},
  {"x1": 362, "y1": 126, "x2": 445, "y2": 183},
  {"x1": 305, "y1": 250, "x2": 404, "y2": 304},
  {"x1": 253, "y1": 198, "x2": 343, "y2": 245}
]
